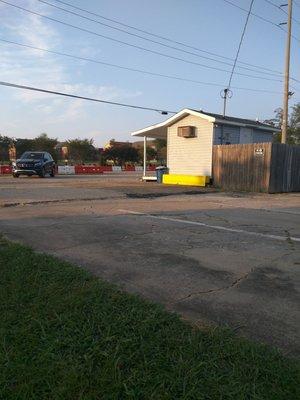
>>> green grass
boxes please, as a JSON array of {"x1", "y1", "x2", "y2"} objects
[{"x1": 0, "y1": 240, "x2": 299, "y2": 400}]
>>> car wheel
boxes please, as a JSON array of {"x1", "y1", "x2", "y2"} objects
[
  {"x1": 50, "y1": 167, "x2": 55, "y2": 177},
  {"x1": 39, "y1": 167, "x2": 46, "y2": 178},
  {"x1": 13, "y1": 173, "x2": 19, "y2": 178}
]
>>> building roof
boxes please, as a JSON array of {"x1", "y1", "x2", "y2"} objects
[
  {"x1": 131, "y1": 108, "x2": 280, "y2": 138},
  {"x1": 195, "y1": 110, "x2": 278, "y2": 130}
]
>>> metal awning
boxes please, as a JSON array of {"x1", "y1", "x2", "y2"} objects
[
  {"x1": 131, "y1": 125, "x2": 167, "y2": 139},
  {"x1": 131, "y1": 109, "x2": 195, "y2": 139}
]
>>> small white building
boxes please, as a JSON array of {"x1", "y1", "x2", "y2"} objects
[{"x1": 132, "y1": 108, "x2": 280, "y2": 180}]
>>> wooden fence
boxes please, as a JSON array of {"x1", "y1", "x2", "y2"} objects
[{"x1": 212, "y1": 143, "x2": 300, "y2": 193}]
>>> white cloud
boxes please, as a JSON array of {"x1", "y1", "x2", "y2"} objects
[{"x1": 1, "y1": 0, "x2": 142, "y2": 124}]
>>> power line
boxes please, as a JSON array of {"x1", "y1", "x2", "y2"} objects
[
  {"x1": 38, "y1": 0, "x2": 274, "y2": 76},
  {"x1": 222, "y1": 0, "x2": 255, "y2": 116},
  {"x1": 0, "y1": 81, "x2": 177, "y2": 113},
  {"x1": 222, "y1": 0, "x2": 300, "y2": 42},
  {"x1": 223, "y1": 0, "x2": 282, "y2": 26},
  {"x1": 0, "y1": 38, "x2": 285, "y2": 94},
  {"x1": 263, "y1": 0, "x2": 300, "y2": 26},
  {"x1": 0, "y1": 0, "x2": 283, "y2": 82},
  {"x1": 37, "y1": 0, "x2": 283, "y2": 76},
  {"x1": 228, "y1": 0, "x2": 255, "y2": 88}
]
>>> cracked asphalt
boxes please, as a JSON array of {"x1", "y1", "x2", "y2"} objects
[{"x1": 0, "y1": 174, "x2": 299, "y2": 356}]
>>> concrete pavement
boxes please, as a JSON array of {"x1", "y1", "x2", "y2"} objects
[{"x1": 0, "y1": 175, "x2": 299, "y2": 356}]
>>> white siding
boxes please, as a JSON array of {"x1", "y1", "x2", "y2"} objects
[{"x1": 167, "y1": 115, "x2": 213, "y2": 176}]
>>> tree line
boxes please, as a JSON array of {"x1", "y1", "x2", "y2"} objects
[
  {"x1": 0, "y1": 133, "x2": 167, "y2": 165},
  {"x1": 1, "y1": 103, "x2": 298, "y2": 164}
]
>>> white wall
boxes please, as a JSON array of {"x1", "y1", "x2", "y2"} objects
[
  {"x1": 57, "y1": 165, "x2": 75, "y2": 175},
  {"x1": 167, "y1": 114, "x2": 213, "y2": 176}
]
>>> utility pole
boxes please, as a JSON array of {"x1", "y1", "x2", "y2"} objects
[
  {"x1": 143, "y1": 136, "x2": 147, "y2": 177},
  {"x1": 221, "y1": 88, "x2": 233, "y2": 118},
  {"x1": 222, "y1": 88, "x2": 229, "y2": 117},
  {"x1": 281, "y1": 0, "x2": 293, "y2": 144}
]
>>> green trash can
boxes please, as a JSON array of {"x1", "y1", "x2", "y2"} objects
[{"x1": 156, "y1": 166, "x2": 169, "y2": 183}]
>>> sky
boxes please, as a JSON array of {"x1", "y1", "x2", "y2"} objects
[{"x1": 0, "y1": 0, "x2": 299, "y2": 146}]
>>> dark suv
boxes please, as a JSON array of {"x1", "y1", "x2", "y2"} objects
[{"x1": 13, "y1": 151, "x2": 56, "y2": 178}]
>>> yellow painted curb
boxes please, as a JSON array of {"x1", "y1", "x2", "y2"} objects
[{"x1": 162, "y1": 174, "x2": 210, "y2": 186}]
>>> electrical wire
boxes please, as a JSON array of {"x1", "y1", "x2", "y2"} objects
[
  {"x1": 0, "y1": 0, "x2": 284, "y2": 82},
  {"x1": 228, "y1": 0, "x2": 255, "y2": 89},
  {"x1": 263, "y1": 0, "x2": 300, "y2": 26},
  {"x1": 37, "y1": 0, "x2": 283, "y2": 77},
  {"x1": 0, "y1": 38, "x2": 285, "y2": 94},
  {"x1": 222, "y1": 0, "x2": 300, "y2": 42},
  {"x1": 0, "y1": 81, "x2": 177, "y2": 113}
]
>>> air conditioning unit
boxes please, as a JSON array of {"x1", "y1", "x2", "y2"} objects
[{"x1": 177, "y1": 126, "x2": 196, "y2": 138}]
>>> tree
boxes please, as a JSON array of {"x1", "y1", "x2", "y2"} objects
[
  {"x1": 33, "y1": 133, "x2": 58, "y2": 159},
  {"x1": 265, "y1": 103, "x2": 300, "y2": 144},
  {"x1": 137, "y1": 146, "x2": 157, "y2": 162},
  {"x1": 264, "y1": 107, "x2": 283, "y2": 128},
  {"x1": 154, "y1": 138, "x2": 167, "y2": 149},
  {"x1": 0, "y1": 135, "x2": 13, "y2": 162},
  {"x1": 103, "y1": 144, "x2": 139, "y2": 165},
  {"x1": 14, "y1": 133, "x2": 58, "y2": 159},
  {"x1": 154, "y1": 138, "x2": 167, "y2": 164},
  {"x1": 289, "y1": 103, "x2": 300, "y2": 144},
  {"x1": 66, "y1": 138, "x2": 98, "y2": 163},
  {"x1": 15, "y1": 138, "x2": 35, "y2": 158}
]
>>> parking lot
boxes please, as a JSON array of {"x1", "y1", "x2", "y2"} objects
[{"x1": 0, "y1": 174, "x2": 299, "y2": 355}]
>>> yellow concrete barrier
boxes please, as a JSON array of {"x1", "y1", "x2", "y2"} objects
[{"x1": 162, "y1": 174, "x2": 210, "y2": 186}]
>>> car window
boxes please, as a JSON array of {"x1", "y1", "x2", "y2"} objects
[
  {"x1": 43, "y1": 153, "x2": 52, "y2": 161},
  {"x1": 21, "y1": 152, "x2": 43, "y2": 160}
]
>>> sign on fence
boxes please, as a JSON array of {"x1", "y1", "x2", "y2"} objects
[
  {"x1": 112, "y1": 166, "x2": 122, "y2": 172},
  {"x1": 57, "y1": 166, "x2": 75, "y2": 175}
]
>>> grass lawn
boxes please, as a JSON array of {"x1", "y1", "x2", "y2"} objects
[{"x1": 0, "y1": 239, "x2": 299, "y2": 400}]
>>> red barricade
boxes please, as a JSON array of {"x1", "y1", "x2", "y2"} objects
[
  {"x1": 0, "y1": 163, "x2": 157, "y2": 175},
  {"x1": 101, "y1": 166, "x2": 113, "y2": 172},
  {"x1": 123, "y1": 166, "x2": 135, "y2": 171},
  {"x1": 1, "y1": 165, "x2": 12, "y2": 174},
  {"x1": 147, "y1": 165, "x2": 156, "y2": 171},
  {"x1": 74, "y1": 165, "x2": 103, "y2": 174}
]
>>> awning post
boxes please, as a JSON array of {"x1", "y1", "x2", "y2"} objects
[{"x1": 143, "y1": 136, "x2": 147, "y2": 177}]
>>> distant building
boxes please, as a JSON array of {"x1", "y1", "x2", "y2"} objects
[
  {"x1": 55, "y1": 143, "x2": 68, "y2": 159},
  {"x1": 8, "y1": 145, "x2": 16, "y2": 161},
  {"x1": 132, "y1": 139, "x2": 157, "y2": 150},
  {"x1": 104, "y1": 139, "x2": 132, "y2": 150}
]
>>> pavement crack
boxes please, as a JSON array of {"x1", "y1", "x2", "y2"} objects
[
  {"x1": 125, "y1": 190, "x2": 207, "y2": 199},
  {"x1": 201, "y1": 212, "x2": 231, "y2": 225},
  {"x1": 121, "y1": 224, "x2": 157, "y2": 239},
  {"x1": 172, "y1": 251, "x2": 294, "y2": 304},
  {"x1": 172, "y1": 270, "x2": 253, "y2": 304},
  {"x1": 0, "y1": 196, "x2": 124, "y2": 208},
  {"x1": 284, "y1": 229, "x2": 295, "y2": 249}
]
